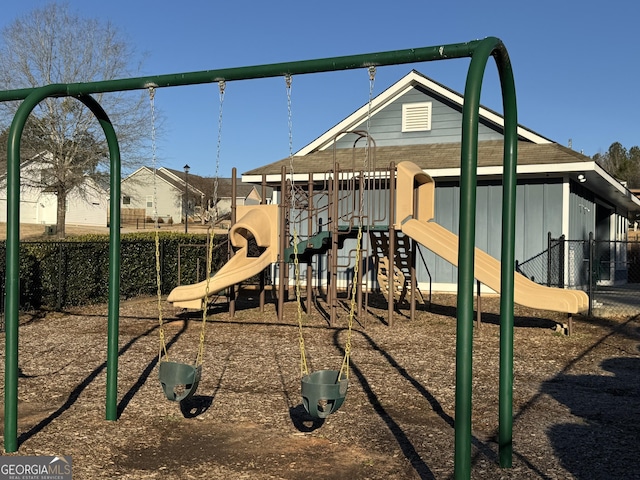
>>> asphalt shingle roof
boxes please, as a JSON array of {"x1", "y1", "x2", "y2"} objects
[
  {"x1": 243, "y1": 141, "x2": 591, "y2": 176},
  {"x1": 162, "y1": 168, "x2": 259, "y2": 198}
]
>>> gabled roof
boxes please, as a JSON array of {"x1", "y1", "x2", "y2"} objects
[
  {"x1": 160, "y1": 167, "x2": 206, "y2": 197},
  {"x1": 213, "y1": 178, "x2": 266, "y2": 198},
  {"x1": 123, "y1": 166, "x2": 267, "y2": 200},
  {"x1": 0, "y1": 152, "x2": 109, "y2": 194},
  {"x1": 159, "y1": 168, "x2": 262, "y2": 199},
  {"x1": 296, "y1": 70, "x2": 552, "y2": 156},
  {"x1": 0, "y1": 151, "x2": 50, "y2": 182},
  {"x1": 124, "y1": 166, "x2": 206, "y2": 197},
  {"x1": 241, "y1": 67, "x2": 638, "y2": 215}
]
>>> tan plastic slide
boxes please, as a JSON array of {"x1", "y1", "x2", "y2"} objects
[
  {"x1": 395, "y1": 161, "x2": 589, "y2": 314},
  {"x1": 167, "y1": 204, "x2": 279, "y2": 309}
]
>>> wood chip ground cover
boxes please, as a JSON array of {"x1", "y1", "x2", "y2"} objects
[{"x1": 1, "y1": 293, "x2": 639, "y2": 479}]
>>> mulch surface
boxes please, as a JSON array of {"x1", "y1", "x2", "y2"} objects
[{"x1": 1, "y1": 292, "x2": 639, "y2": 479}]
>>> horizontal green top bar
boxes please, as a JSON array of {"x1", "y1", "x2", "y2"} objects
[{"x1": 0, "y1": 39, "x2": 488, "y2": 101}]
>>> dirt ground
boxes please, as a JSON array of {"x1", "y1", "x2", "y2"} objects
[{"x1": 1, "y1": 291, "x2": 639, "y2": 479}]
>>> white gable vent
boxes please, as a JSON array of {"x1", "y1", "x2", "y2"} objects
[{"x1": 402, "y1": 102, "x2": 432, "y2": 132}]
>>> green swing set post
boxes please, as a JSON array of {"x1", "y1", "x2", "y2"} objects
[
  {"x1": 456, "y1": 38, "x2": 518, "y2": 475},
  {"x1": 2, "y1": 38, "x2": 518, "y2": 479},
  {"x1": 3, "y1": 87, "x2": 122, "y2": 454}
]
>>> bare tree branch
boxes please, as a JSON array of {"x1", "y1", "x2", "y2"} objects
[{"x1": 0, "y1": 2, "x2": 151, "y2": 237}]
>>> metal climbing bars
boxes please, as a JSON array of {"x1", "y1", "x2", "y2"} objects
[{"x1": 1, "y1": 37, "x2": 518, "y2": 480}]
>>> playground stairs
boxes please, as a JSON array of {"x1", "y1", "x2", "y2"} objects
[{"x1": 369, "y1": 230, "x2": 425, "y2": 306}]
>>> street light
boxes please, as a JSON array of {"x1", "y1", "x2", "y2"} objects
[{"x1": 184, "y1": 164, "x2": 190, "y2": 233}]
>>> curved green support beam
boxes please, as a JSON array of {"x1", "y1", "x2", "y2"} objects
[
  {"x1": 77, "y1": 95, "x2": 122, "y2": 422},
  {"x1": 0, "y1": 42, "x2": 485, "y2": 101},
  {"x1": 3, "y1": 86, "x2": 122, "y2": 453},
  {"x1": 455, "y1": 37, "x2": 518, "y2": 478}
]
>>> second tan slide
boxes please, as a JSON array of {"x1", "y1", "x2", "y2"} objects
[
  {"x1": 401, "y1": 219, "x2": 588, "y2": 314},
  {"x1": 396, "y1": 160, "x2": 588, "y2": 314}
]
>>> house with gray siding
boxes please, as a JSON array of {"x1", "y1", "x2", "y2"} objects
[
  {"x1": 242, "y1": 70, "x2": 640, "y2": 293},
  {"x1": 121, "y1": 166, "x2": 202, "y2": 225},
  {"x1": 121, "y1": 167, "x2": 267, "y2": 225}
]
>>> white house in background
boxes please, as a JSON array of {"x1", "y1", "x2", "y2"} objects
[
  {"x1": 0, "y1": 156, "x2": 108, "y2": 227},
  {"x1": 212, "y1": 177, "x2": 270, "y2": 215},
  {"x1": 120, "y1": 166, "x2": 197, "y2": 225},
  {"x1": 120, "y1": 166, "x2": 269, "y2": 225}
]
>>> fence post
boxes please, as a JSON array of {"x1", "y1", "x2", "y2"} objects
[
  {"x1": 588, "y1": 232, "x2": 594, "y2": 316},
  {"x1": 559, "y1": 235, "x2": 565, "y2": 287},
  {"x1": 57, "y1": 242, "x2": 63, "y2": 311},
  {"x1": 547, "y1": 232, "x2": 552, "y2": 287}
]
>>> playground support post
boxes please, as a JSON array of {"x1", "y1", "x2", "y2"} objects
[
  {"x1": 278, "y1": 166, "x2": 287, "y2": 321},
  {"x1": 588, "y1": 231, "x2": 594, "y2": 316},
  {"x1": 355, "y1": 172, "x2": 366, "y2": 319},
  {"x1": 388, "y1": 163, "x2": 396, "y2": 327},
  {"x1": 307, "y1": 175, "x2": 314, "y2": 314},
  {"x1": 455, "y1": 37, "x2": 518, "y2": 478},
  {"x1": 410, "y1": 182, "x2": 420, "y2": 322},
  {"x1": 329, "y1": 164, "x2": 340, "y2": 327},
  {"x1": 229, "y1": 167, "x2": 237, "y2": 317},
  {"x1": 260, "y1": 175, "x2": 268, "y2": 312}
]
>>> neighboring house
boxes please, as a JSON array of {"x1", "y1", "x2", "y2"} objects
[
  {"x1": 120, "y1": 166, "x2": 204, "y2": 225},
  {"x1": 211, "y1": 178, "x2": 271, "y2": 217},
  {"x1": 0, "y1": 155, "x2": 108, "y2": 227},
  {"x1": 242, "y1": 70, "x2": 640, "y2": 291},
  {"x1": 120, "y1": 167, "x2": 268, "y2": 225}
]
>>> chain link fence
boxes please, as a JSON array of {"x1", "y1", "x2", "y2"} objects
[
  {"x1": 517, "y1": 234, "x2": 640, "y2": 317},
  {"x1": 516, "y1": 234, "x2": 567, "y2": 287}
]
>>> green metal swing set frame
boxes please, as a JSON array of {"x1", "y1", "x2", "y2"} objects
[{"x1": 1, "y1": 37, "x2": 518, "y2": 479}]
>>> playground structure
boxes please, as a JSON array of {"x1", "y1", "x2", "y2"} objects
[
  {"x1": 1, "y1": 37, "x2": 571, "y2": 478},
  {"x1": 169, "y1": 159, "x2": 588, "y2": 320}
]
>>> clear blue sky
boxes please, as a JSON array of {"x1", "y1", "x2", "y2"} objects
[{"x1": 2, "y1": 1, "x2": 638, "y2": 178}]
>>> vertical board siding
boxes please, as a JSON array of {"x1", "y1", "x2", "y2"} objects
[
  {"x1": 569, "y1": 181, "x2": 596, "y2": 240},
  {"x1": 291, "y1": 179, "x2": 564, "y2": 290},
  {"x1": 417, "y1": 180, "x2": 563, "y2": 285}
]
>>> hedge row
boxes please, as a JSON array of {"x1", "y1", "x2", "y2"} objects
[{"x1": 0, "y1": 232, "x2": 229, "y2": 310}]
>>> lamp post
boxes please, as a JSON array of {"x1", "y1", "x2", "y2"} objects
[{"x1": 184, "y1": 164, "x2": 190, "y2": 233}]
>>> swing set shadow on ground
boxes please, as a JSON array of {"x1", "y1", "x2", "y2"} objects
[{"x1": 1, "y1": 293, "x2": 639, "y2": 479}]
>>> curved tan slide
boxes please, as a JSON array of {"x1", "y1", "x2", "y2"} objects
[
  {"x1": 167, "y1": 204, "x2": 279, "y2": 309},
  {"x1": 396, "y1": 161, "x2": 588, "y2": 314}
]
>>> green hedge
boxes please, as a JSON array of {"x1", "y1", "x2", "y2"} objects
[{"x1": 0, "y1": 232, "x2": 229, "y2": 309}]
